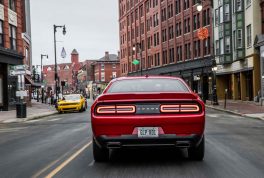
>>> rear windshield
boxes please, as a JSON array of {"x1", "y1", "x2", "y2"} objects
[{"x1": 107, "y1": 79, "x2": 189, "y2": 93}]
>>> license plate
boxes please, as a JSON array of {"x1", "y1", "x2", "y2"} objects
[{"x1": 138, "y1": 127, "x2": 159, "y2": 138}]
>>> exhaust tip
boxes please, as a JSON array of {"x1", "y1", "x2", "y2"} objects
[
  {"x1": 107, "y1": 142, "x2": 121, "y2": 149},
  {"x1": 176, "y1": 141, "x2": 190, "y2": 148}
]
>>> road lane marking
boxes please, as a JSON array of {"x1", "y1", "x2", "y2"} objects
[
  {"x1": 32, "y1": 140, "x2": 90, "y2": 178},
  {"x1": 45, "y1": 141, "x2": 92, "y2": 178}
]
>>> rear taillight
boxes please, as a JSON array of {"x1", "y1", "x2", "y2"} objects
[
  {"x1": 116, "y1": 105, "x2": 136, "y2": 114},
  {"x1": 96, "y1": 105, "x2": 136, "y2": 114},
  {"x1": 160, "y1": 104, "x2": 200, "y2": 113},
  {"x1": 96, "y1": 106, "x2": 116, "y2": 114}
]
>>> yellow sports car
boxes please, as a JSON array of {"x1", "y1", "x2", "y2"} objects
[{"x1": 57, "y1": 94, "x2": 87, "y2": 113}]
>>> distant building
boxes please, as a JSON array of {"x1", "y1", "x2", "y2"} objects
[
  {"x1": 0, "y1": 0, "x2": 29, "y2": 111},
  {"x1": 43, "y1": 49, "x2": 84, "y2": 94},
  {"x1": 92, "y1": 51, "x2": 120, "y2": 91}
]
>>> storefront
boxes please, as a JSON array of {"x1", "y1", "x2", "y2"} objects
[
  {"x1": 128, "y1": 57, "x2": 214, "y2": 102},
  {"x1": 0, "y1": 49, "x2": 24, "y2": 111}
]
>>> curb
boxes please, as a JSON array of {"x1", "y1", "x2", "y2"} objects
[
  {"x1": 1, "y1": 111, "x2": 58, "y2": 124},
  {"x1": 206, "y1": 105, "x2": 264, "y2": 121},
  {"x1": 23, "y1": 111, "x2": 58, "y2": 122}
]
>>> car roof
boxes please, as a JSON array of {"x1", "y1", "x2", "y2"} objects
[{"x1": 114, "y1": 75, "x2": 183, "y2": 81}]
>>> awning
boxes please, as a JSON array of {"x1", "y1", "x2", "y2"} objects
[{"x1": 25, "y1": 75, "x2": 42, "y2": 88}]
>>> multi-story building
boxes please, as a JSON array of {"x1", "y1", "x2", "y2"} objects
[
  {"x1": 254, "y1": 0, "x2": 264, "y2": 103},
  {"x1": 0, "y1": 0, "x2": 27, "y2": 111},
  {"x1": 119, "y1": 0, "x2": 214, "y2": 101},
  {"x1": 77, "y1": 59, "x2": 97, "y2": 93},
  {"x1": 214, "y1": 0, "x2": 261, "y2": 101},
  {"x1": 43, "y1": 49, "x2": 84, "y2": 94},
  {"x1": 92, "y1": 51, "x2": 120, "y2": 92}
]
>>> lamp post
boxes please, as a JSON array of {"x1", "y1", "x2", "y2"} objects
[
  {"x1": 212, "y1": 66, "x2": 219, "y2": 105},
  {"x1": 54, "y1": 25, "x2": 66, "y2": 101},
  {"x1": 133, "y1": 43, "x2": 143, "y2": 76},
  {"x1": 197, "y1": 0, "x2": 217, "y2": 104},
  {"x1": 41, "y1": 54, "x2": 48, "y2": 103}
]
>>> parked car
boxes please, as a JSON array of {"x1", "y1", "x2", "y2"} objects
[
  {"x1": 91, "y1": 76, "x2": 205, "y2": 162},
  {"x1": 57, "y1": 94, "x2": 87, "y2": 113}
]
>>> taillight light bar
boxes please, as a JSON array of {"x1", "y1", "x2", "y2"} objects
[
  {"x1": 160, "y1": 104, "x2": 200, "y2": 113},
  {"x1": 96, "y1": 105, "x2": 136, "y2": 114}
]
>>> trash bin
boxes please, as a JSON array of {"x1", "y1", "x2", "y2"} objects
[{"x1": 16, "y1": 102, "x2": 27, "y2": 118}]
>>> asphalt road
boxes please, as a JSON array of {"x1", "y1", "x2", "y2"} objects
[{"x1": 0, "y1": 100, "x2": 264, "y2": 178}]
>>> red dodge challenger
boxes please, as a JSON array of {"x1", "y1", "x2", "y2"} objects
[{"x1": 91, "y1": 76, "x2": 205, "y2": 162}]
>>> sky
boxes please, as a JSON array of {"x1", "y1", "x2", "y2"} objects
[{"x1": 31, "y1": 0, "x2": 119, "y2": 65}]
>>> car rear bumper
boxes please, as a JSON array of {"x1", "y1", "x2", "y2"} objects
[{"x1": 95, "y1": 134, "x2": 203, "y2": 149}]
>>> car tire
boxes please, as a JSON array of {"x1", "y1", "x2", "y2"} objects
[
  {"x1": 188, "y1": 136, "x2": 204, "y2": 161},
  {"x1": 93, "y1": 138, "x2": 109, "y2": 162}
]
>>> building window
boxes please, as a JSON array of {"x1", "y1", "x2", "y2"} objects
[
  {"x1": 177, "y1": 46, "x2": 182, "y2": 61},
  {"x1": 247, "y1": 24, "x2": 252, "y2": 47},
  {"x1": 0, "y1": 20, "x2": 3, "y2": 47},
  {"x1": 184, "y1": 0, "x2": 189, "y2": 10},
  {"x1": 162, "y1": 29, "x2": 167, "y2": 42},
  {"x1": 9, "y1": 0, "x2": 16, "y2": 11},
  {"x1": 219, "y1": 6, "x2": 223, "y2": 23},
  {"x1": 168, "y1": 25, "x2": 174, "y2": 39},
  {"x1": 237, "y1": 29, "x2": 242, "y2": 48},
  {"x1": 162, "y1": 50, "x2": 167, "y2": 64},
  {"x1": 47, "y1": 67, "x2": 52, "y2": 71},
  {"x1": 175, "y1": 0, "x2": 181, "y2": 14},
  {"x1": 216, "y1": 40, "x2": 220, "y2": 55},
  {"x1": 101, "y1": 72, "x2": 105, "y2": 82},
  {"x1": 215, "y1": 9, "x2": 219, "y2": 26},
  {"x1": 112, "y1": 72, "x2": 117, "y2": 79},
  {"x1": 9, "y1": 25, "x2": 16, "y2": 50},
  {"x1": 224, "y1": 4, "x2": 230, "y2": 21},
  {"x1": 112, "y1": 64, "x2": 116, "y2": 69},
  {"x1": 220, "y1": 38, "x2": 224, "y2": 54},
  {"x1": 101, "y1": 64, "x2": 105, "y2": 71},
  {"x1": 193, "y1": 15, "x2": 197, "y2": 30},
  {"x1": 169, "y1": 48, "x2": 174, "y2": 63},
  {"x1": 237, "y1": 0, "x2": 242, "y2": 11},
  {"x1": 225, "y1": 36, "x2": 230, "y2": 53},
  {"x1": 64, "y1": 65, "x2": 70, "y2": 70}
]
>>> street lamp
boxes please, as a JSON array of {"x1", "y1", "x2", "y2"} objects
[
  {"x1": 54, "y1": 25, "x2": 66, "y2": 101},
  {"x1": 133, "y1": 43, "x2": 143, "y2": 76},
  {"x1": 41, "y1": 54, "x2": 48, "y2": 103},
  {"x1": 197, "y1": 2, "x2": 203, "y2": 12}
]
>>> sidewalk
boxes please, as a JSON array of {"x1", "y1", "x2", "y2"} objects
[
  {"x1": 206, "y1": 99, "x2": 264, "y2": 120},
  {"x1": 0, "y1": 100, "x2": 58, "y2": 124}
]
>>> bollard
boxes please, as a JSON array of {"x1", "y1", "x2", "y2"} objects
[{"x1": 224, "y1": 89, "x2": 228, "y2": 109}]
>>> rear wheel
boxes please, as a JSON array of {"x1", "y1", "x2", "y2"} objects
[
  {"x1": 93, "y1": 138, "x2": 109, "y2": 162},
  {"x1": 188, "y1": 136, "x2": 204, "y2": 161}
]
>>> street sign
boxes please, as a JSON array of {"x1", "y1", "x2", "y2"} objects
[
  {"x1": 14, "y1": 65, "x2": 27, "y2": 70},
  {"x1": 16, "y1": 90, "x2": 28, "y2": 97},
  {"x1": 132, "y1": 59, "x2": 140, "y2": 65},
  {"x1": 198, "y1": 27, "x2": 209, "y2": 40},
  {"x1": 10, "y1": 70, "x2": 26, "y2": 76}
]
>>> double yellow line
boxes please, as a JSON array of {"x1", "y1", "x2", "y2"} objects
[{"x1": 33, "y1": 141, "x2": 92, "y2": 178}]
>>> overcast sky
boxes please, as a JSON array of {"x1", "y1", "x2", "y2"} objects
[{"x1": 31, "y1": 0, "x2": 119, "y2": 65}]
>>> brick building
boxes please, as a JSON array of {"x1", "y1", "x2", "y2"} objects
[
  {"x1": 119, "y1": 0, "x2": 214, "y2": 100},
  {"x1": 0, "y1": 0, "x2": 31, "y2": 111},
  {"x1": 43, "y1": 49, "x2": 84, "y2": 94},
  {"x1": 92, "y1": 51, "x2": 120, "y2": 91}
]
